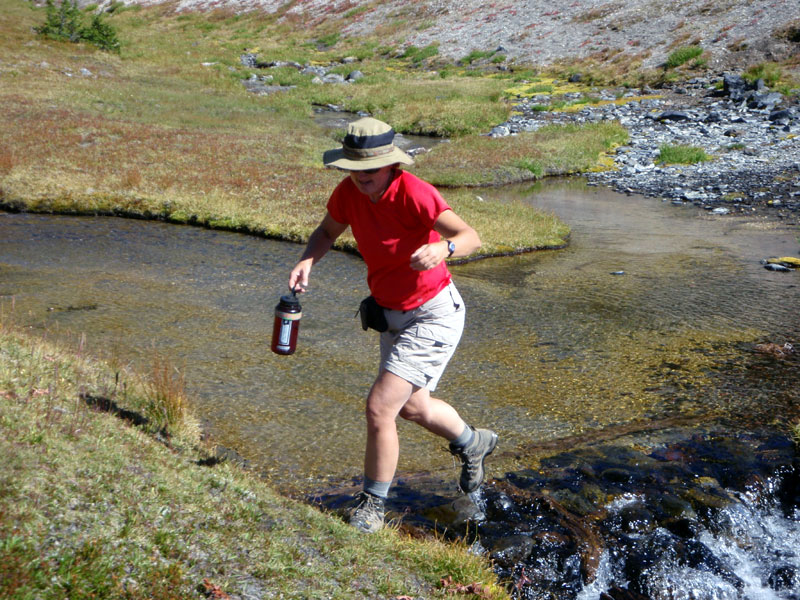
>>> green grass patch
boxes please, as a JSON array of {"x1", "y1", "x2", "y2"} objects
[
  {"x1": 403, "y1": 43, "x2": 440, "y2": 64},
  {"x1": 316, "y1": 32, "x2": 341, "y2": 48},
  {"x1": 522, "y1": 83, "x2": 554, "y2": 95},
  {"x1": 658, "y1": 144, "x2": 711, "y2": 164},
  {"x1": 665, "y1": 45, "x2": 704, "y2": 68},
  {"x1": 447, "y1": 190, "x2": 569, "y2": 254},
  {"x1": 460, "y1": 49, "x2": 496, "y2": 65},
  {"x1": 744, "y1": 61, "x2": 783, "y2": 87},
  {"x1": 416, "y1": 121, "x2": 629, "y2": 186}
]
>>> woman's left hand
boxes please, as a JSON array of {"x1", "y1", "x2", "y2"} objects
[{"x1": 410, "y1": 241, "x2": 448, "y2": 271}]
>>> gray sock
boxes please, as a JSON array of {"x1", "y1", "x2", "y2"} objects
[
  {"x1": 449, "y1": 423, "x2": 474, "y2": 451},
  {"x1": 363, "y1": 476, "x2": 391, "y2": 499}
]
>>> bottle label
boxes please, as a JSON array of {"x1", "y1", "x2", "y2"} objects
[{"x1": 277, "y1": 319, "x2": 293, "y2": 350}]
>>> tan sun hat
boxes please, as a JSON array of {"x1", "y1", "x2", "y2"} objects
[{"x1": 323, "y1": 117, "x2": 414, "y2": 171}]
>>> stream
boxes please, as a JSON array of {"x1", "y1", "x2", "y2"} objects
[{"x1": 1, "y1": 178, "x2": 799, "y2": 598}]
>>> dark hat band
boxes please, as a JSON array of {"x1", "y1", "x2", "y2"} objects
[
  {"x1": 343, "y1": 128, "x2": 395, "y2": 150},
  {"x1": 343, "y1": 144, "x2": 397, "y2": 159}
]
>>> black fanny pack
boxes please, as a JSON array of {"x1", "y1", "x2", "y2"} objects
[{"x1": 358, "y1": 296, "x2": 388, "y2": 332}]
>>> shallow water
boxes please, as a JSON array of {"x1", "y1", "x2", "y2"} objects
[{"x1": 1, "y1": 179, "x2": 798, "y2": 492}]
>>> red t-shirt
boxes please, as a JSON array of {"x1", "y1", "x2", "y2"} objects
[{"x1": 327, "y1": 170, "x2": 452, "y2": 311}]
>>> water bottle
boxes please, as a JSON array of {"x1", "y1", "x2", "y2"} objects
[{"x1": 271, "y1": 290, "x2": 302, "y2": 355}]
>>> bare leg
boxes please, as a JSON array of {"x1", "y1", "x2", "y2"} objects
[
  {"x1": 399, "y1": 386, "x2": 465, "y2": 440},
  {"x1": 364, "y1": 370, "x2": 413, "y2": 483},
  {"x1": 364, "y1": 369, "x2": 466, "y2": 483}
]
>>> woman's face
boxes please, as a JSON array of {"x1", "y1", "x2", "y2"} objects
[{"x1": 349, "y1": 165, "x2": 395, "y2": 201}]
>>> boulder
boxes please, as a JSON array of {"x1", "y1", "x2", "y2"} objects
[
  {"x1": 748, "y1": 92, "x2": 783, "y2": 110},
  {"x1": 722, "y1": 73, "x2": 748, "y2": 101}
]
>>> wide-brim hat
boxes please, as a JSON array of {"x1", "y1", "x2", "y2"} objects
[{"x1": 323, "y1": 117, "x2": 414, "y2": 171}]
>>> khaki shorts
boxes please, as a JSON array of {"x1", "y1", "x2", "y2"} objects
[{"x1": 379, "y1": 282, "x2": 465, "y2": 391}]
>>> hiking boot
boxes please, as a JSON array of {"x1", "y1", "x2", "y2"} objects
[
  {"x1": 349, "y1": 492, "x2": 385, "y2": 533},
  {"x1": 450, "y1": 427, "x2": 498, "y2": 493}
]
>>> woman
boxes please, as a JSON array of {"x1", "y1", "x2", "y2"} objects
[{"x1": 289, "y1": 117, "x2": 497, "y2": 533}]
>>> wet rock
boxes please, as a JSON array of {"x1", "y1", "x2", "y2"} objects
[
  {"x1": 616, "y1": 504, "x2": 656, "y2": 535},
  {"x1": 549, "y1": 488, "x2": 598, "y2": 517},
  {"x1": 601, "y1": 467, "x2": 635, "y2": 484},
  {"x1": 485, "y1": 490, "x2": 520, "y2": 519},
  {"x1": 601, "y1": 586, "x2": 649, "y2": 600},
  {"x1": 661, "y1": 517, "x2": 700, "y2": 539},
  {"x1": 469, "y1": 431, "x2": 800, "y2": 598},
  {"x1": 489, "y1": 534, "x2": 535, "y2": 568},
  {"x1": 764, "y1": 262, "x2": 793, "y2": 272},
  {"x1": 656, "y1": 494, "x2": 696, "y2": 521},
  {"x1": 768, "y1": 565, "x2": 799, "y2": 591}
]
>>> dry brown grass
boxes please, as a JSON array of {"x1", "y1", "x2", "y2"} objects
[
  {"x1": 0, "y1": 149, "x2": 13, "y2": 175},
  {"x1": 143, "y1": 354, "x2": 189, "y2": 433}
]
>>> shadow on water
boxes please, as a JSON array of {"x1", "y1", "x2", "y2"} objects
[{"x1": 1, "y1": 178, "x2": 799, "y2": 598}]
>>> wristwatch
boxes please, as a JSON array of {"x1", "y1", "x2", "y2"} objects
[{"x1": 446, "y1": 240, "x2": 456, "y2": 257}]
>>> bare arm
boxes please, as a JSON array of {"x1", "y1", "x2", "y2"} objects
[
  {"x1": 409, "y1": 209, "x2": 481, "y2": 271},
  {"x1": 289, "y1": 212, "x2": 348, "y2": 292}
]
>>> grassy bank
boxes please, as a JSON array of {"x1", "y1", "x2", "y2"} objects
[
  {"x1": 0, "y1": 0, "x2": 636, "y2": 255},
  {"x1": 0, "y1": 317, "x2": 508, "y2": 599}
]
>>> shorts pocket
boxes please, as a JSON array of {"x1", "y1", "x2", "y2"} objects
[{"x1": 414, "y1": 323, "x2": 458, "y2": 349}]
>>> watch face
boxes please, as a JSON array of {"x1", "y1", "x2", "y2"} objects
[{"x1": 447, "y1": 241, "x2": 456, "y2": 255}]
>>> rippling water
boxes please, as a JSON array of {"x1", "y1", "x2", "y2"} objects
[{"x1": 1, "y1": 180, "x2": 798, "y2": 493}]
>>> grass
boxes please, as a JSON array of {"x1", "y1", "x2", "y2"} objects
[
  {"x1": 0, "y1": 0, "x2": 649, "y2": 258},
  {"x1": 416, "y1": 122, "x2": 629, "y2": 187},
  {"x1": 665, "y1": 45, "x2": 704, "y2": 69},
  {"x1": 0, "y1": 315, "x2": 509, "y2": 600},
  {"x1": 402, "y1": 42, "x2": 440, "y2": 64},
  {"x1": 658, "y1": 143, "x2": 711, "y2": 165}
]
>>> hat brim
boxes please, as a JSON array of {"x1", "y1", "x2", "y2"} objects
[{"x1": 323, "y1": 147, "x2": 414, "y2": 170}]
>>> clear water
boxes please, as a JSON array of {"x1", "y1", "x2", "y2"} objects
[{"x1": 1, "y1": 179, "x2": 798, "y2": 493}]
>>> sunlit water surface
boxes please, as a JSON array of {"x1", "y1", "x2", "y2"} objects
[{"x1": 1, "y1": 180, "x2": 798, "y2": 493}]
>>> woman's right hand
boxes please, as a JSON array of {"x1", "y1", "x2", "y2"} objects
[{"x1": 289, "y1": 259, "x2": 313, "y2": 293}]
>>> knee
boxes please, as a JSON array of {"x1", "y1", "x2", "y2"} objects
[{"x1": 365, "y1": 403, "x2": 396, "y2": 430}]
